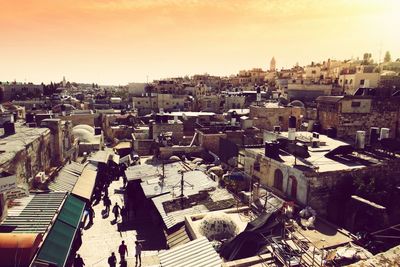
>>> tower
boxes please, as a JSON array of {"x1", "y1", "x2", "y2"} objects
[{"x1": 270, "y1": 57, "x2": 276, "y2": 72}]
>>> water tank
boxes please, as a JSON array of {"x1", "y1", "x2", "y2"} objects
[
  {"x1": 94, "y1": 127, "x2": 102, "y2": 135},
  {"x1": 380, "y1": 128, "x2": 390, "y2": 140},
  {"x1": 355, "y1": 131, "x2": 366, "y2": 149},
  {"x1": 26, "y1": 113, "x2": 35, "y2": 123},
  {"x1": 273, "y1": 126, "x2": 281, "y2": 132},
  {"x1": 312, "y1": 121, "x2": 321, "y2": 133},
  {"x1": 288, "y1": 128, "x2": 296, "y2": 141},
  {"x1": 4, "y1": 122, "x2": 15, "y2": 136},
  {"x1": 265, "y1": 141, "x2": 280, "y2": 159},
  {"x1": 370, "y1": 127, "x2": 379, "y2": 144},
  {"x1": 289, "y1": 116, "x2": 297, "y2": 129},
  {"x1": 326, "y1": 127, "x2": 337, "y2": 138}
]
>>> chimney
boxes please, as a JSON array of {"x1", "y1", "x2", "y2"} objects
[
  {"x1": 288, "y1": 116, "x2": 296, "y2": 141},
  {"x1": 355, "y1": 131, "x2": 366, "y2": 149},
  {"x1": 370, "y1": 127, "x2": 379, "y2": 144},
  {"x1": 380, "y1": 128, "x2": 390, "y2": 140}
]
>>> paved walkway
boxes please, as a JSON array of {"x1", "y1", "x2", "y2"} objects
[{"x1": 77, "y1": 178, "x2": 160, "y2": 266}]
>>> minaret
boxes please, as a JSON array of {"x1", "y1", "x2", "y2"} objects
[
  {"x1": 62, "y1": 76, "x2": 66, "y2": 87},
  {"x1": 270, "y1": 57, "x2": 276, "y2": 72}
]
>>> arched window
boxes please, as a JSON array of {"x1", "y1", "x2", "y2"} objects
[{"x1": 274, "y1": 169, "x2": 283, "y2": 191}]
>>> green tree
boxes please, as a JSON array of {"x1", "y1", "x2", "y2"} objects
[{"x1": 384, "y1": 51, "x2": 391, "y2": 63}]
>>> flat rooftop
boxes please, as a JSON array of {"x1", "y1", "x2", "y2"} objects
[
  {"x1": 0, "y1": 125, "x2": 50, "y2": 165},
  {"x1": 247, "y1": 131, "x2": 383, "y2": 173}
]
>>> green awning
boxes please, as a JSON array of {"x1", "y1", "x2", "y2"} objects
[
  {"x1": 58, "y1": 195, "x2": 85, "y2": 228},
  {"x1": 36, "y1": 220, "x2": 75, "y2": 266},
  {"x1": 35, "y1": 194, "x2": 85, "y2": 266}
]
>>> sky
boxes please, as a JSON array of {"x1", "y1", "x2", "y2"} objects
[{"x1": 1, "y1": 0, "x2": 399, "y2": 85}]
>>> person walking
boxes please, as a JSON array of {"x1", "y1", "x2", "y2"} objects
[
  {"x1": 135, "y1": 241, "x2": 143, "y2": 266},
  {"x1": 74, "y1": 254, "x2": 85, "y2": 267},
  {"x1": 107, "y1": 252, "x2": 117, "y2": 267},
  {"x1": 87, "y1": 206, "x2": 95, "y2": 225},
  {"x1": 112, "y1": 202, "x2": 121, "y2": 222},
  {"x1": 103, "y1": 195, "x2": 111, "y2": 214},
  {"x1": 118, "y1": 240, "x2": 128, "y2": 263}
]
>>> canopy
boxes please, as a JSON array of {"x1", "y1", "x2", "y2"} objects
[
  {"x1": 0, "y1": 233, "x2": 43, "y2": 267},
  {"x1": 72, "y1": 168, "x2": 97, "y2": 201},
  {"x1": 35, "y1": 195, "x2": 85, "y2": 267}
]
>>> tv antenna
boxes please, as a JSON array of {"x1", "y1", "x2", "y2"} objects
[{"x1": 172, "y1": 169, "x2": 194, "y2": 209}]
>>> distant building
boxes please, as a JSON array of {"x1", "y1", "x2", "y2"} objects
[
  {"x1": 0, "y1": 83, "x2": 43, "y2": 102},
  {"x1": 270, "y1": 57, "x2": 276, "y2": 72},
  {"x1": 316, "y1": 95, "x2": 400, "y2": 140}
]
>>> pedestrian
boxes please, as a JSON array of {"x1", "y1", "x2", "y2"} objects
[
  {"x1": 103, "y1": 195, "x2": 111, "y2": 214},
  {"x1": 112, "y1": 202, "x2": 121, "y2": 222},
  {"x1": 135, "y1": 241, "x2": 143, "y2": 266},
  {"x1": 88, "y1": 206, "x2": 95, "y2": 225},
  {"x1": 118, "y1": 240, "x2": 128, "y2": 263},
  {"x1": 107, "y1": 252, "x2": 117, "y2": 267},
  {"x1": 74, "y1": 254, "x2": 85, "y2": 267}
]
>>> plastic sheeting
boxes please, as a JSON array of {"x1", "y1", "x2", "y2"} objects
[{"x1": 219, "y1": 211, "x2": 283, "y2": 261}]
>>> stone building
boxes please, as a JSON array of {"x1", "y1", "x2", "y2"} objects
[
  {"x1": 150, "y1": 119, "x2": 184, "y2": 144},
  {"x1": 41, "y1": 119, "x2": 78, "y2": 166},
  {"x1": 0, "y1": 83, "x2": 44, "y2": 102},
  {"x1": 249, "y1": 103, "x2": 304, "y2": 131},
  {"x1": 316, "y1": 95, "x2": 400, "y2": 140},
  {"x1": 244, "y1": 131, "x2": 400, "y2": 232}
]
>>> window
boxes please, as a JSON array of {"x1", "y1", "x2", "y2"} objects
[
  {"x1": 351, "y1": 101, "x2": 361, "y2": 107},
  {"x1": 137, "y1": 101, "x2": 140, "y2": 105},
  {"x1": 360, "y1": 79, "x2": 365, "y2": 85},
  {"x1": 289, "y1": 176, "x2": 297, "y2": 199},
  {"x1": 274, "y1": 169, "x2": 283, "y2": 191},
  {"x1": 311, "y1": 70, "x2": 316, "y2": 74},
  {"x1": 253, "y1": 162, "x2": 260, "y2": 172},
  {"x1": 345, "y1": 79, "x2": 348, "y2": 84},
  {"x1": 278, "y1": 116, "x2": 283, "y2": 122},
  {"x1": 349, "y1": 79, "x2": 353, "y2": 85}
]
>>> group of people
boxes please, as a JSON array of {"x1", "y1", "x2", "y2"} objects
[
  {"x1": 107, "y1": 240, "x2": 143, "y2": 266},
  {"x1": 75, "y1": 159, "x2": 138, "y2": 266}
]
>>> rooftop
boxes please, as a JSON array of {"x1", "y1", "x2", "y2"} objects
[
  {"x1": 0, "y1": 125, "x2": 50, "y2": 166},
  {"x1": 248, "y1": 131, "x2": 383, "y2": 173}
]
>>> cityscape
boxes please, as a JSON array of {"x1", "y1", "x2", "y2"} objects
[{"x1": 0, "y1": 1, "x2": 400, "y2": 267}]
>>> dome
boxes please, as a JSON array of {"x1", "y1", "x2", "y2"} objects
[
  {"x1": 52, "y1": 104, "x2": 76, "y2": 113},
  {"x1": 72, "y1": 125, "x2": 97, "y2": 143},
  {"x1": 199, "y1": 212, "x2": 239, "y2": 241},
  {"x1": 73, "y1": 124, "x2": 95, "y2": 134},
  {"x1": 289, "y1": 100, "x2": 305, "y2": 108}
]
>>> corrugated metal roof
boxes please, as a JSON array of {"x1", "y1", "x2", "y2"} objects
[
  {"x1": 167, "y1": 226, "x2": 190, "y2": 248},
  {"x1": 159, "y1": 237, "x2": 222, "y2": 267},
  {"x1": 48, "y1": 162, "x2": 85, "y2": 192},
  {"x1": 0, "y1": 192, "x2": 66, "y2": 233}
]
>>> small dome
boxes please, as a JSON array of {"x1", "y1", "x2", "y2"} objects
[
  {"x1": 289, "y1": 100, "x2": 305, "y2": 108},
  {"x1": 199, "y1": 212, "x2": 239, "y2": 241},
  {"x1": 73, "y1": 124, "x2": 95, "y2": 134}
]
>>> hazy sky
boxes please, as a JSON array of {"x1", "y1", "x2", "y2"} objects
[{"x1": 1, "y1": 0, "x2": 399, "y2": 85}]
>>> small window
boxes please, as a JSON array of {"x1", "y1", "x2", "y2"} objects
[
  {"x1": 278, "y1": 116, "x2": 283, "y2": 122},
  {"x1": 253, "y1": 162, "x2": 260, "y2": 172},
  {"x1": 360, "y1": 79, "x2": 365, "y2": 85},
  {"x1": 345, "y1": 79, "x2": 348, "y2": 84},
  {"x1": 351, "y1": 101, "x2": 361, "y2": 107},
  {"x1": 349, "y1": 79, "x2": 353, "y2": 85},
  {"x1": 137, "y1": 101, "x2": 141, "y2": 105}
]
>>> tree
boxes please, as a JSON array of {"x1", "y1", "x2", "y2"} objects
[{"x1": 384, "y1": 51, "x2": 391, "y2": 63}]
